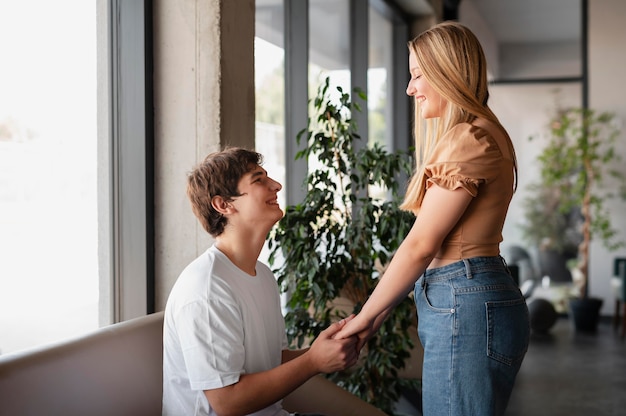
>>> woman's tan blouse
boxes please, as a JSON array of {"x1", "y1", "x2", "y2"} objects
[{"x1": 423, "y1": 117, "x2": 516, "y2": 260}]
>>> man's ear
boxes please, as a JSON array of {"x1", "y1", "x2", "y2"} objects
[{"x1": 211, "y1": 196, "x2": 234, "y2": 215}]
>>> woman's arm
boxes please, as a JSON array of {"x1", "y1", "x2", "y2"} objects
[{"x1": 334, "y1": 185, "x2": 473, "y2": 348}]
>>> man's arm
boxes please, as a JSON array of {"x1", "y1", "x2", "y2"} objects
[
  {"x1": 281, "y1": 348, "x2": 307, "y2": 363},
  {"x1": 204, "y1": 319, "x2": 358, "y2": 416}
]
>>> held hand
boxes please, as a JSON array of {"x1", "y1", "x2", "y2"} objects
[
  {"x1": 308, "y1": 317, "x2": 359, "y2": 373},
  {"x1": 332, "y1": 313, "x2": 376, "y2": 352}
]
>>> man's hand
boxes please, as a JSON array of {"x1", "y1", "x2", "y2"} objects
[
  {"x1": 332, "y1": 312, "x2": 384, "y2": 352},
  {"x1": 307, "y1": 316, "x2": 359, "y2": 373}
]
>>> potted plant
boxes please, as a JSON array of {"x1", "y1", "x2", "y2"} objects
[
  {"x1": 267, "y1": 77, "x2": 420, "y2": 414},
  {"x1": 523, "y1": 107, "x2": 626, "y2": 331},
  {"x1": 519, "y1": 180, "x2": 582, "y2": 284}
]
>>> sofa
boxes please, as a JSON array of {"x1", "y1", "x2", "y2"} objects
[{"x1": 0, "y1": 311, "x2": 387, "y2": 416}]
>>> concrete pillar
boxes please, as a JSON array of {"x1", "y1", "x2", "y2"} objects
[{"x1": 153, "y1": 0, "x2": 255, "y2": 309}]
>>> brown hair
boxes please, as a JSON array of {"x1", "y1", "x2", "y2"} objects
[
  {"x1": 186, "y1": 147, "x2": 262, "y2": 236},
  {"x1": 400, "y1": 21, "x2": 517, "y2": 213}
]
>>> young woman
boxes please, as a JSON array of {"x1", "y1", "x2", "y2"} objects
[{"x1": 334, "y1": 21, "x2": 530, "y2": 416}]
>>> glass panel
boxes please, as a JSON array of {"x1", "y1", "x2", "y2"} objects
[
  {"x1": 0, "y1": 0, "x2": 98, "y2": 355},
  {"x1": 255, "y1": 0, "x2": 285, "y2": 265},
  {"x1": 368, "y1": 5, "x2": 393, "y2": 149},
  {"x1": 308, "y1": 0, "x2": 351, "y2": 203},
  {"x1": 309, "y1": 0, "x2": 351, "y2": 99},
  {"x1": 368, "y1": 5, "x2": 394, "y2": 201}
]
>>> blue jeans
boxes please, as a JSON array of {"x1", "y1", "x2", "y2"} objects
[{"x1": 414, "y1": 256, "x2": 530, "y2": 416}]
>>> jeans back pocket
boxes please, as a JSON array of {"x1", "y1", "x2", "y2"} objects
[{"x1": 486, "y1": 298, "x2": 530, "y2": 366}]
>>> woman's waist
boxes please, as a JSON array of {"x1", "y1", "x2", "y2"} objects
[
  {"x1": 424, "y1": 256, "x2": 508, "y2": 281},
  {"x1": 430, "y1": 242, "x2": 500, "y2": 267}
]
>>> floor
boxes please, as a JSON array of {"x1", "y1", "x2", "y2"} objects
[
  {"x1": 395, "y1": 317, "x2": 626, "y2": 416},
  {"x1": 505, "y1": 318, "x2": 626, "y2": 416}
]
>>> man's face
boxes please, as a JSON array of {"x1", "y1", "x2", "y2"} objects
[{"x1": 229, "y1": 165, "x2": 284, "y2": 229}]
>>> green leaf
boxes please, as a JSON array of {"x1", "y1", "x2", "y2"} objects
[{"x1": 266, "y1": 76, "x2": 417, "y2": 413}]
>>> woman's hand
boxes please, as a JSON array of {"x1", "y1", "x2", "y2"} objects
[
  {"x1": 332, "y1": 313, "x2": 378, "y2": 352},
  {"x1": 307, "y1": 315, "x2": 360, "y2": 373}
]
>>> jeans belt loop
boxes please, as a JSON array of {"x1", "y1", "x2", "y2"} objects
[
  {"x1": 500, "y1": 255, "x2": 511, "y2": 274},
  {"x1": 463, "y1": 258, "x2": 473, "y2": 279}
]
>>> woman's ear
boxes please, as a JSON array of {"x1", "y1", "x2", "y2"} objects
[{"x1": 211, "y1": 196, "x2": 233, "y2": 215}]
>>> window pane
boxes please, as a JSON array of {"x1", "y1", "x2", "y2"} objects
[
  {"x1": 309, "y1": 0, "x2": 351, "y2": 96},
  {"x1": 368, "y1": 6, "x2": 393, "y2": 149},
  {"x1": 0, "y1": 0, "x2": 98, "y2": 355},
  {"x1": 308, "y1": 0, "x2": 351, "y2": 198},
  {"x1": 255, "y1": 0, "x2": 286, "y2": 266},
  {"x1": 368, "y1": 6, "x2": 394, "y2": 201},
  {"x1": 255, "y1": 0, "x2": 286, "y2": 210}
]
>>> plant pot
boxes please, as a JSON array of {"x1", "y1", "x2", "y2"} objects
[
  {"x1": 569, "y1": 297, "x2": 603, "y2": 332},
  {"x1": 538, "y1": 249, "x2": 573, "y2": 283}
]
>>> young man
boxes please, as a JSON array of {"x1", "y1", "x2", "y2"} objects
[{"x1": 162, "y1": 148, "x2": 359, "y2": 416}]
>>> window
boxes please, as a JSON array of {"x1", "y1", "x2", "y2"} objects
[
  {"x1": 255, "y1": 0, "x2": 286, "y2": 268},
  {"x1": 309, "y1": 0, "x2": 351, "y2": 95},
  {"x1": 368, "y1": 5, "x2": 394, "y2": 201},
  {"x1": 0, "y1": 0, "x2": 99, "y2": 355},
  {"x1": 255, "y1": 0, "x2": 286, "y2": 211},
  {"x1": 368, "y1": 5, "x2": 393, "y2": 149},
  {"x1": 0, "y1": 0, "x2": 151, "y2": 355},
  {"x1": 254, "y1": 0, "x2": 411, "y2": 209}
]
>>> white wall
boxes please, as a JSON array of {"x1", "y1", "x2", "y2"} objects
[{"x1": 587, "y1": 0, "x2": 626, "y2": 315}]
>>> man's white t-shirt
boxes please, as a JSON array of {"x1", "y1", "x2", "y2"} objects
[{"x1": 162, "y1": 245, "x2": 289, "y2": 416}]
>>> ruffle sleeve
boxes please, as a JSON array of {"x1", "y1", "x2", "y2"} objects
[{"x1": 424, "y1": 122, "x2": 504, "y2": 197}]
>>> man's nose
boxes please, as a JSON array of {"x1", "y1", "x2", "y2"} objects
[{"x1": 270, "y1": 178, "x2": 282, "y2": 191}]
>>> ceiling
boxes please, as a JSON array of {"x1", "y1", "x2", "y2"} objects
[
  {"x1": 395, "y1": 0, "x2": 581, "y2": 45},
  {"x1": 464, "y1": 0, "x2": 581, "y2": 44},
  {"x1": 394, "y1": 0, "x2": 583, "y2": 80}
]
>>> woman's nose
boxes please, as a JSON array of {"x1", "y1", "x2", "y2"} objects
[{"x1": 406, "y1": 81, "x2": 415, "y2": 97}]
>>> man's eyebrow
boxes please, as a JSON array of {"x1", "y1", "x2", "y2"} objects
[{"x1": 249, "y1": 168, "x2": 266, "y2": 179}]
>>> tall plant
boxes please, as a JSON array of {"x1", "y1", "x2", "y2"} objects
[
  {"x1": 526, "y1": 107, "x2": 626, "y2": 298},
  {"x1": 267, "y1": 77, "x2": 419, "y2": 414}
]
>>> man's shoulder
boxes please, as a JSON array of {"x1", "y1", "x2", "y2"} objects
[{"x1": 168, "y1": 247, "x2": 236, "y2": 305}]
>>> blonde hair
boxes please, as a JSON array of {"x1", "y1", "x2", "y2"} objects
[{"x1": 400, "y1": 21, "x2": 517, "y2": 213}]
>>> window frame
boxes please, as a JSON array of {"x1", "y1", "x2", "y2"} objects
[{"x1": 100, "y1": 0, "x2": 154, "y2": 324}]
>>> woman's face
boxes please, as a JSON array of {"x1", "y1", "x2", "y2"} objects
[{"x1": 406, "y1": 50, "x2": 447, "y2": 119}]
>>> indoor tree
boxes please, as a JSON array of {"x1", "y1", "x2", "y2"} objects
[
  {"x1": 537, "y1": 108, "x2": 625, "y2": 296},
  {"x1": 523, "y1": 107, "x2": 626, "y2": 330},
  {"x1": 267, "y1": 77, "x2": 420, "y2": 414}
]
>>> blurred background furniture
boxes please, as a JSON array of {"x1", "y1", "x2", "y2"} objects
[{"x1": 611, "y1": 257, "x2": 626, "y2": 338}]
